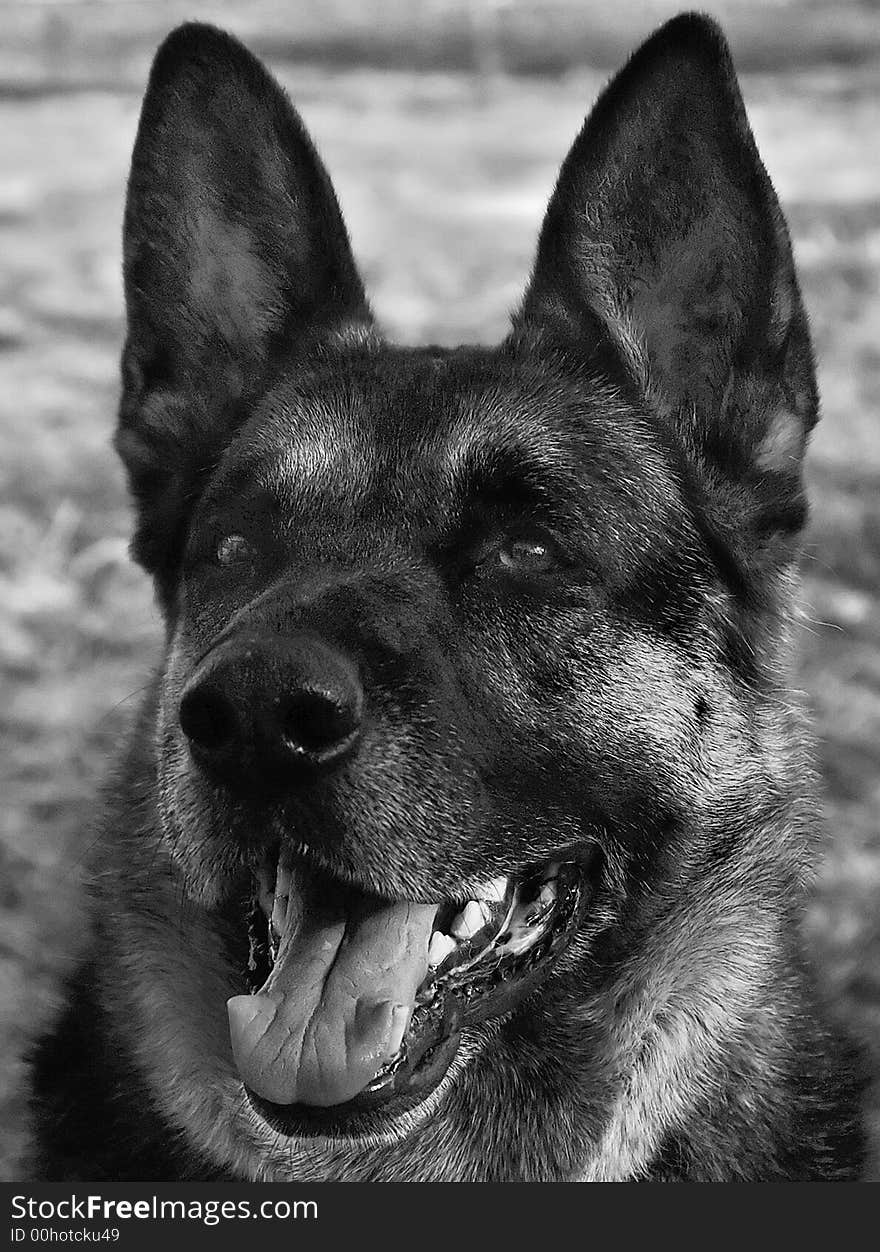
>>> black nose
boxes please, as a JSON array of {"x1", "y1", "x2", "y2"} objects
[{"x1": 179, "y1": 632, "x2": 363, "y2": 788}]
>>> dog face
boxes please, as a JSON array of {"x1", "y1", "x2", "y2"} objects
[{"x1": 113, "y1": 17, "x2": 819, "y2": 1176}]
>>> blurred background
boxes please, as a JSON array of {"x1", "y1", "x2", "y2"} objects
[{"x1": 1, "y1": 0, "x2": 878, "y2": 1178}]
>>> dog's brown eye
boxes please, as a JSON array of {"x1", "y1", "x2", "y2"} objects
[
  {"x1": 215, "y1": 534, "x2": 252, "y2": 566},
  {"x1": 498, "y1": 536, "x2": 557, "y2": 574}
]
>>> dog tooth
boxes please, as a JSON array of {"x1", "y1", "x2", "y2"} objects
[
  {"x1": 427, "y1": 932, "x2": 458, "y2": 968},
  {"x1": 258, "y1": 884, "x2": 275, "y2": 920},
  {"x1": 270, "y1": 894, "x2": 285, "y2": 940},
  {"x1": 448, "y1": 911, "x2": 467, "y2": 939},
  {"x1": 274, "y1": 870, "x2": 291, "y2": 906},
  {"x1": 450, "y1": 900, "x2": 488, "y2": 940},
  {"x1": 270, "y1": 857, "x2": 292, "y2": 940},
  {"x1": 255, "y1": 856, "x2": 276, "y2": 919}
]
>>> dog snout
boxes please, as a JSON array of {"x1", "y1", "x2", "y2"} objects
[{"x1": 178, "y1": 632, "x2": 363, "y2": 787}]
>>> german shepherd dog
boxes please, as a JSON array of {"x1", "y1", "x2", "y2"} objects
[{"x1": 30, "y1": 13, "x2": 867, "y2": 1180}]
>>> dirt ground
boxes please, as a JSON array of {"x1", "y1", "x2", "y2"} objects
[{"x1": 1, "y1": 17, "x2": 879, "y2": 1179}]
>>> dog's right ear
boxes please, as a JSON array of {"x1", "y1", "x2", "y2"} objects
[{"x1": 117, "y1": 24, "x2": 371, "y2": 594}]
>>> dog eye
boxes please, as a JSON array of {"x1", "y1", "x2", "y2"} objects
[
  {"x1": 215, "y1": 534, "x2": 252, "y2": 566},
  {"x1": 496, "y1": 535, "x2": 558, "y2": 574}
]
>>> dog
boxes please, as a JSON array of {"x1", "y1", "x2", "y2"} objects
[{"x1": 29, "y1": 13, "x2": 867, "y2": 1181}]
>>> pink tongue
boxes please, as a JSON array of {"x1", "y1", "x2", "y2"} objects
[{"x1": 228, "y1": 883, "x2": 438, "y2": 1107}]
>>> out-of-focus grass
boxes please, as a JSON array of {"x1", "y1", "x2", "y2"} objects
[
  {"x1": 4, "y1": 0, "x2": 880, "y2": 88},
  {"x1": 1, "y1": 49, "x2": 879, "y2": 1177}
]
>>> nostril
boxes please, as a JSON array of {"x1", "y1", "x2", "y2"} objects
[
  {"x1": 179, "y1": 685, "x2": 238, "y2": 754},
  {"x1": 280, "y1": 689, "x2": 359, "y2": 758}
]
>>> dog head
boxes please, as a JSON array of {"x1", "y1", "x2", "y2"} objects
[{"x1": 114, "y1": 15, "x2": 818, "y2": 1177}]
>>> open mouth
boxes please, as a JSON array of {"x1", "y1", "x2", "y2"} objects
[{"x1": 228, "y1": 845, "x2": 593, "y2": 1135}]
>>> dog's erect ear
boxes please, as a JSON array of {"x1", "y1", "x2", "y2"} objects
[
  {"x1": 117, "y1": 24, "x2": 371, "y2": 591},
  {"x1": 517, "y1": 15, "x2": 817, "y2": 564}
]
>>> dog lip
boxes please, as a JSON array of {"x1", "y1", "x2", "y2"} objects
[
  {"x1": 257, "y1": 833, "x2": 595, "y2": 912},
  {"x1": 256, "y1": 837, "x2": 444, "y2": 906}
]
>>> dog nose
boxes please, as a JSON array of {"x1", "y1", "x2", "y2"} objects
[{"x1": 179, "y1": 633, "x2": 363, "y2": 787}]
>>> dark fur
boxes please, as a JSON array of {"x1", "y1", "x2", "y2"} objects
[{"x1": 29, "y1": 14, "x2": 867, "y2": 1180}]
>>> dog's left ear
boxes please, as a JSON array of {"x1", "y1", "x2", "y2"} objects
[{"x1": 517, "y1": 14, "x2": 816, "y2": 565}]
